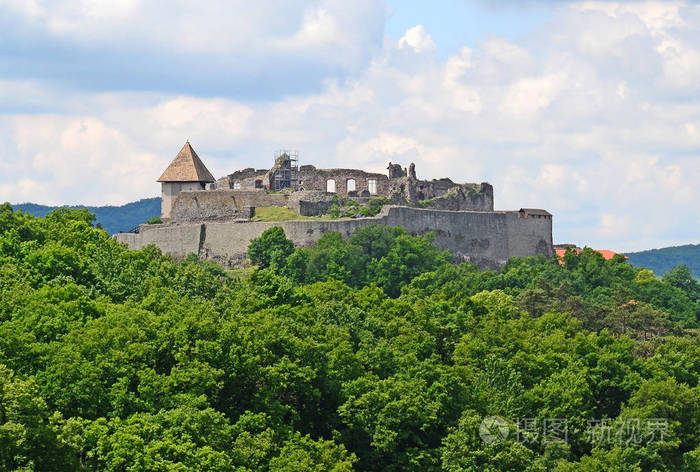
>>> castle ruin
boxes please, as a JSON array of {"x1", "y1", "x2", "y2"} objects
[{"x1": 115, "y1": 142, "x2": 553, "y2": 268}]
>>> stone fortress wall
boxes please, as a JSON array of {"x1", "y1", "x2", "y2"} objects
[{"x1": 115, "y1": 205, "x2": 553, "y2": 269}]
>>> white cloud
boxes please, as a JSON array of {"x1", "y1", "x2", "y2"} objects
[
  {"x1": 445, "y1": 47, "x2": 472, "y2": 80},
  {"x1": 2, "y1": 115, "x2": 161, "y2": 205},
  {"x1": 278, "y1": 6, "x2": 340, "y2": 50},
  {"x1": 501, "y1": 73, "x2": 567, "y2": 116},
  {"x1": 398, "y1": 25, "x2": 436, "y2": 53},
  {"x1": 481, "y1": 38, "x2": 532, "y2": 68},
  {"x1": 0, "y1": 0, "x2": 387, "y2": 96},
  {"x1": 143, "y1": 97, "x2": 254, "y2": 150}
]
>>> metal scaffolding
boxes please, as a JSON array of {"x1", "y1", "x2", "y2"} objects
[{"x1": 271, "y1": 150, "x2": 299, "y2": 191}]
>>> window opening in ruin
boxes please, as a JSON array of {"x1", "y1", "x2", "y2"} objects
[
  {"x1": 368, "y1": 179, "x2": 377, "y2": 194},
  {"x1": 327, "y1": 179, "x2": 336, "y2": 193},
  {"x1": 347, "y1": 179, "x2": 356, "y2": 192},
  {"x1": 233, "y1": 182, "x2": 241, "y2": 190},
  {"x1": 255, "y1": 180, "x2": 263, "y2": 189}
]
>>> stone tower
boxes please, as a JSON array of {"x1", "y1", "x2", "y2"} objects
[{"x1": 157, "y1": 141, "x2": 215, "y2": 219}]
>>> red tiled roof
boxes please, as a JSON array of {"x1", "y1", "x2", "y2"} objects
[
  {"x1": 555, "y1": 248, "x2": 629, "y2": 263},
  {"x1": 596, "y1": 249, "x2": 623, "y2": 260}
]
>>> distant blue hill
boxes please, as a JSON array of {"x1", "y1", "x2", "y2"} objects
[
  {"x1": 12, "y1": 197, "x2": 161, "y2": 235},
  {"x1": 625, "y1": 244, "x2": 699, "y2": 279}
]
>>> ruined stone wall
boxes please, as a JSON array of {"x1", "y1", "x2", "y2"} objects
[
  {"x1": 286, "y1": 191, "x2": 335, "y2": 216},
  {"x1": 415, "y1": 178, "x2": 456, "y2": 199},
  {"x1": 386, "y1": 177, "x2": 494, "y2": 212},
  {"x1": 171, "y1": 190, "x2": 286, "y2": 222},
  {"x1": 115, "y1": 206, "x2": 553, "y2": 269},
  {"x1": 213, "y1": 165, "x2": 391, "y2": 195},
  {"x1": 387, "y1": 162, "x2": 406, "y2": 179},
  {"x1": 420, "y1": 183, "x2": 494, "y2": 211},
  {"x1": 298, "y1": 166, "x2": 389, "y2": 196},
  {"x1": 210, "y1": 169, "x2": 268, "y2": 190},
  {"x1": 171, "y1": 189, "x2": 338, "y2": 221}
]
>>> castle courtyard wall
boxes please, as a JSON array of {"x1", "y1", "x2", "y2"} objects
[
  {"x1": 171, "y1": 189, "x2": 336, "y2": 221},
  {"x1": 171, "y1": 190, "x2": 287, "y2": 222},
  {"x1": 115, "y1": 206, "x2": 553, "y2": 269}
]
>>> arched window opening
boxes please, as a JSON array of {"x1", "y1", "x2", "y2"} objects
[
  {"x1": 347, "y1": 178, "x2": 356, "y2": 192},
  {"x1": 367, "y1": 178, "x2": 377, "y2": 194},
  {"x1": 326, "y1": 179, "x2": 336, "y2": 193}
]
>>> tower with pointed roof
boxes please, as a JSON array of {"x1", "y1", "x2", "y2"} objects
[{"x1": 158, "y1": 141, "x2": 215, "y2": 219}]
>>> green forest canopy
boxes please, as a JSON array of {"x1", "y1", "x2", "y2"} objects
[{"x1": 0, "y1": 203, "x2": 698, "y2": 471}]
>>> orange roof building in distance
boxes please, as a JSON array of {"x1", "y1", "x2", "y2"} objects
[{"x1": 554, "y1": 245, "x2": 629, "y2": 264}]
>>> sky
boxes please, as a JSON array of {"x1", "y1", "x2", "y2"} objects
[{"x1": 0, "y1": 0, "x2": 698, "y2": 252}]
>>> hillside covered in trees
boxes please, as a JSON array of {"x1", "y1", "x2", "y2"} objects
[
  {"x1": 625, "y1": 244, "x2": 699, "y2": 279},
  {"x1": 0, "y1": 203, "x2": 698, "y2": 471},
  {"x1": 12, "y1": 198, "x2": 160, "y2": 235}
]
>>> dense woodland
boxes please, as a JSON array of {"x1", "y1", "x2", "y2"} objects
[{"x1": 0, "y1": 203, "x2": 698, "y2": 471}]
